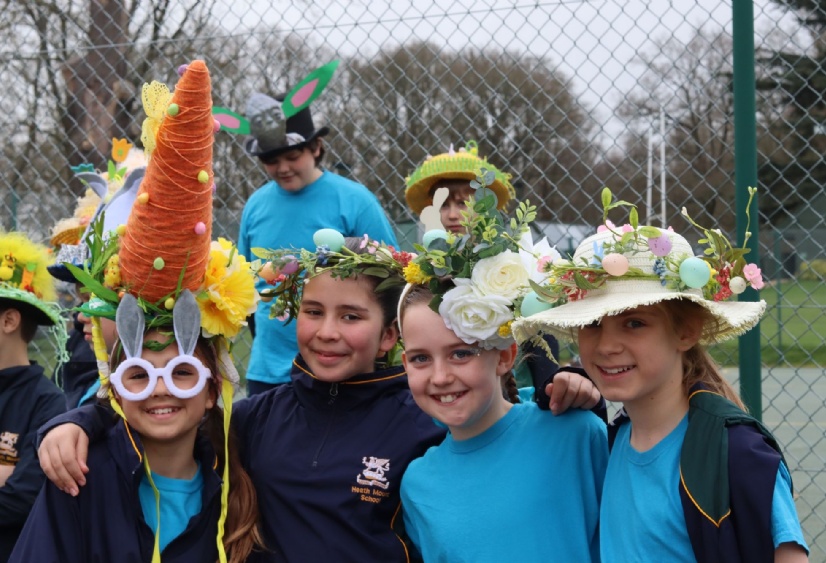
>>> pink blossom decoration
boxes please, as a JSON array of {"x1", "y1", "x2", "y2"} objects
[
  {"x1": 621, "y1": 223, "x2": 634, "y2": 233},
  {"x1": 536, "y1": 256, "x2": 553, "y2": 273},
  {"x1": 597, "y1": 220, "x2": 616, "y2": 233},
  {"x1": 742, "y1": 263, "x2": 764, "y2": 290}
]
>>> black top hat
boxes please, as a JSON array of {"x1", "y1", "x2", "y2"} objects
[{"x1": 244, "y1": 93, "x2": 329, "y2": 158}]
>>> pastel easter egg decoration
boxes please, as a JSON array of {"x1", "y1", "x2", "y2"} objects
[
  {"x1": 194, "y1": 222, "x2": 207, "y2": 235},
  {"x1": 520, "y1": 291, "x2": 553, "y2": 317},
  {"x1": 213, "y1": 119, "x2": 221, "y2": 133},
  {"x1": 197, "y1": 170, "x2": 209, "y2": 184},
  {"x1": 260, "y1": 261, "x2": 279, "y2": 283},
  {"x1": 164, "y1": 297, "x2": 175, "y2": 310},
  {"x1": 601, "y1": 253, "x2": 630, "y2": 276},
  {"x1": 422, "y1": 229, "x2": 448, "y2": 249},
  {"x1": 167, "y1": 103, "x2": 180, "y2": 117},
  {"x1": 679, "y1": 257, "x2": 711, "y2": 288},
  {"x1": 648, "y1": 234, "x2": 673, "y2": 257},
  {"x1": 729, "y1": 276, "x2": 747, "y2": 294},
  {"x1": 153, "y1": 257, "x2": 165, "y2": 270},
  {"x1": 313, "y1": 228, "x2": 345, "y2": 252},
  {"x1": 116, "y1": 225, "x2": 127, "y2": 237},
  {"x1": 177, "y1": 64, "x2": 188, "y2": 77},
  {"x1": 137, "y1": 193, "x2": 149, "y2": 204},
  {"x1": 260, "y1": 290, "x2": 275, "y2": 303},
  {"x1": 281, "y1": 258, "x2": 300, "y2": 275}
]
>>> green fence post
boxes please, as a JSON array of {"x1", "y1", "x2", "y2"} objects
[{"x1": 732, "y1": 0, "x2": 762, "y2": 420}]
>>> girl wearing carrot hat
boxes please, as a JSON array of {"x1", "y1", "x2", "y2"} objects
[{"x1": 11, "y1": 60, "x2": 263, "y2": 563}]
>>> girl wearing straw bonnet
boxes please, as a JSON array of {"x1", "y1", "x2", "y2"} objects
[
  {"x1": 512, "y1": 188, "x2": 809, "y2": 563},
  {"x1": 12, "y1": 61, "x2": 263, "y2": 563}
]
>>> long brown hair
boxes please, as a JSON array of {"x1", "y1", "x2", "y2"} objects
[
  {"x1": 110, "y1": 333, "x2": 265, "y2": 562},
  {"x1": 656, "y1": 300, "x2": 746, "y2": 411},
  {"x1": 195, "y1": 338, "x2": 265, "y2": 563}
]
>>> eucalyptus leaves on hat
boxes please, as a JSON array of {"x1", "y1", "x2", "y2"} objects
[{"x1": 403, "y1": 168, "x2": 558, "y2": 353}]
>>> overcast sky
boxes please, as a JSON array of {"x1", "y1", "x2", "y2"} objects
[{"x1": 218, "y1": 0, "x2": 803, "y2": 143}]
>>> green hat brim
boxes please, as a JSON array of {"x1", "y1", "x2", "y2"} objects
[
  {"x1": 405, "y1": 172, "x2": 514, "y2": 215},
  {"x1": 77, "y1": 296, "x2": 118, "y2": 320},
  {"x1": 0, "y1": 287, "x2": 62, "y2": 326}
]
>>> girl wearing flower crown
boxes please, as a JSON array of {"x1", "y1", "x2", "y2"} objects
[
  {"x1": 512, "y1": 189, "x2": 809, "y2": 562},
  {"x1": 398, "y1": 283, "x2": 607, "y2": 561},
  {"x1": 406, "y1": 142, "x2": 602, "y2": 415}
]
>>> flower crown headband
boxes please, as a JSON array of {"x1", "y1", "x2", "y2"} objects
[
  {"x1": 529, "y1": 186, "x2": 764, "y2": 308},
  {"x1": 254, "y1": 231, "x2": 414, "y2": 323},
  {"x1": 402, "y1": 169, "x2": 557, "y2": 351}
]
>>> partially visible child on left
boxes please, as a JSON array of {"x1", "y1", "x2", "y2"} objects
[
  {"x1": 397, "y1": 182, "x2": 607, "y2": 562},
  {"x1": 0, "y1": 232, "x2": 67, "y2": 563}
]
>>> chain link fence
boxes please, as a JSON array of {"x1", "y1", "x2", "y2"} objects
[{"x1": 1, "y1": 0, "x2": 824, "y2": 555}]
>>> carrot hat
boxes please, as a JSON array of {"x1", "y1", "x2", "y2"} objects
[{"x1": 69, "y1": 60, "x2": 258, "y2": 563}]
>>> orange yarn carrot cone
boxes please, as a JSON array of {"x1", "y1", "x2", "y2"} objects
[{"x1": 119, "y1": 60, "x2": 214, "y2": 304}]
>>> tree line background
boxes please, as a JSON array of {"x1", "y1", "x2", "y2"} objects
[{"x1": 2, "y1": 0, "x2": 824, "y2": 251}]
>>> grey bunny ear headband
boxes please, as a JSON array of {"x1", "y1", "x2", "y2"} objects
[{"x1": 109, "y1": 290, "x2": 213, "y2": 402}]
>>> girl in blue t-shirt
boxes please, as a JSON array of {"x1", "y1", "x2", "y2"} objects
[
  {"x1": 398, "y1": 284, "x2": 607, "y2": 562},
  {"x1": 511, "y1": 190, "x2": 809, "y2": 563}
]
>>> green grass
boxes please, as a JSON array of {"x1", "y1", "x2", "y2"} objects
[{"x1": 709, "y1": 280, "x2": 826, "y2": 367}]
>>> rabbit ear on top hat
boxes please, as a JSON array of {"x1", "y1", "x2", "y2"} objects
[{"x1": 241, "y1": 60, "x2": 339, "y2": 157}]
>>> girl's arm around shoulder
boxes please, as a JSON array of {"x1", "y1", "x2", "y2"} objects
[{"x1": 8, "y1": 480, "x2": 83, "y2": 562}]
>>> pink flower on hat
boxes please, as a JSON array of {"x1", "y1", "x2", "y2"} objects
[
  {"x1": 536, "y1": 256, "x2": 553, "y2": 273},
  {"x1": 743, "y1": 263, "x2": 764, "y2": 290},
  {"x1": 597, "y1": 220, "x2": 615, "y2": 233}
]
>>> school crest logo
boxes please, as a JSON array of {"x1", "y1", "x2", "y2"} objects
[
  {"x1": 356, "y1": 456, "x2": 391, "y2": 490},
  {"x1": 0, "y1": 431, "x2": 20, "y2": 463}
]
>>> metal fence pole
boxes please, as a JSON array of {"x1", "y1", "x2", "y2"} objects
[{"x1": 732, "y1": 0, "x2": 762, "y2": 420}]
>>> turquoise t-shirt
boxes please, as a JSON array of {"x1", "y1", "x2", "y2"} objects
[
  {"x1": 139, "y1": 464, "x2": 204, "y2": 552},
  {"x1": 238, "y1": 170, "x2": 398, "y2": 385},
  {"x1": 402, "y1": 402, "x2": 607, "y2": 562},
  {"x1": 601, "y1": 415, "x2": 808, "y2": 561}
]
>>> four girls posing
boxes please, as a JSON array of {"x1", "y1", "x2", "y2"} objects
[{"x1": 20, "y1": 61, "x2": 810, "y2": 562}]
